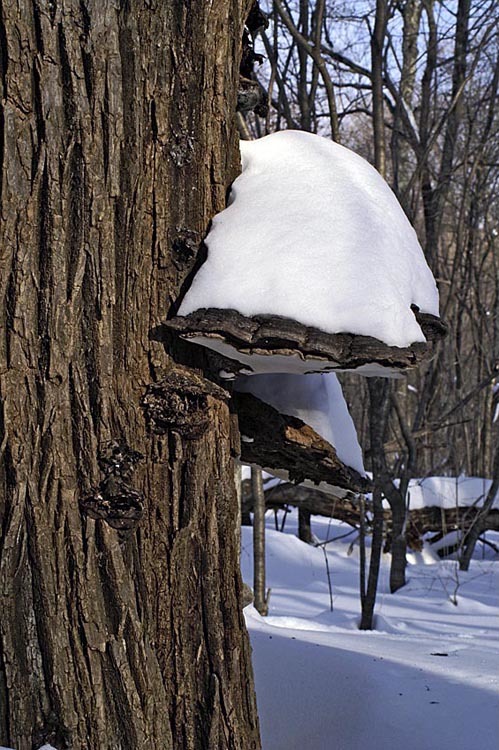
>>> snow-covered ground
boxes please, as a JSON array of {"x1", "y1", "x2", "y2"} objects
[{"x1": 241, "y1": 511, "x2": 499, "y2": 750}]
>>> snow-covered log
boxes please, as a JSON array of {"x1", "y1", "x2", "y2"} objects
[
  {"x1": 233, "y1": 390, "x2": 371, "y2": 499},
  {"x1": 242, "y1": 481, "x2": 499, "y2": 552}
]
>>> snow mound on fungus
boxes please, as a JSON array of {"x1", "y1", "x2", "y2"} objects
[{"x1": 179, "y1": 130, "x2": 439, "y2": 348}]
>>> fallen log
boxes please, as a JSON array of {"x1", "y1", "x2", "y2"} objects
[{"x1": 241, "y1": 481, "x2": 499, "y2": 552}]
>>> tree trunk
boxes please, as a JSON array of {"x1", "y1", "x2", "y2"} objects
[
  {"x1": 359, "y1": 486, "x2": 384, "y2": 631},
  {"x1": 388, "y1": 505, "x2": 407, "y2": 593},
  {"x1": 0, "y1": 2, "x2": 260, "y2": 749},
  {"x1": 459, "y1": 444, "x2": 499, "y2": 571},
  {"x1": 251, "y1": 467, "x2": 268, "y2": 616},
  {"x1": 298, "y1": 508, "x2": 313, "y2": 544},
  {"x1": 371, "y1": 0, "x2": 388, "y2": 177},
  {"x1": 360, "y1": 377, "x2": 388, "y2": 630}
]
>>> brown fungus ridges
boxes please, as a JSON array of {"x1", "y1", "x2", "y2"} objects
[{"x1": 162, "y1": 307, "x2": 446, "y2": 379}]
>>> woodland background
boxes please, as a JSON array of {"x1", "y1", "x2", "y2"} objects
[{"x1": 243, "y1": 0, "x2": 499, "y2": 483}]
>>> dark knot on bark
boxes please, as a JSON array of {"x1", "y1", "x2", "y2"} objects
[
  {"x1": 237, "y1": 77, "x2": 268, "y2": 117},
  {"x1": 246, "y1": 1, "x2": 268, "y2": 37},
  {"x1": 141, "y1": 367, "x2": 230, "y2": 440},
  {"x1": 80, "y1": 440, "x2": 145, "y2": 536},
  {"x1": 238, "y1": 1, "x2": 268, "y2": 117},
  {"x1": 97, "y1": 439, "x2": 144, "y2": 480}
]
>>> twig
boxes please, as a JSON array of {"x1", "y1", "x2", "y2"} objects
[{"x1": 321, "y1": 546, "x2": 334, "y2": 612}]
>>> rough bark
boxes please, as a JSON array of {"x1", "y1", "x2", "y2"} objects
[{"x1": 0, "y1": 1, "x2": 260, "y2": 749}]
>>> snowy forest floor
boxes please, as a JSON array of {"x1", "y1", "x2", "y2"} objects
[{"x1": 241, "y1": 511, "x2": 499, "y2": 750}]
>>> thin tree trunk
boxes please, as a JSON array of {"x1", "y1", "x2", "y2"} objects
[
  {"x1": 389, "y1": 504, "x2": 407, "y2": 593},
  {"x1": 252, "y1": 466, "x2": 268, "y2": 616},
  {"x1": 0, "y1": 2, "x2": 260, "y2": 748},
  {"x1": 298, "y1": 507, "x2": 314, "y2": 544},
  {"x1": 371, "y1": 0, "x2": 388, "y2": 176},
  {"x1": 360, "y1": 379, "x2": 390, "y2": 629},
  {"x1": 359, "y1": 486, "x2": 384, "y2": 631},
  {"x1": 297, "y1": 0, "x2": 311, "y2": 132},
  {"x1": 359, "y1": 494, "x2": 367, "y2": 609},
  {"x1": 422, "y1": 0, "x2": 471, "y2": 268},
  {"x1": 392, "y1": 0, "x2": 422, "y2": 204},
  {"x1": 459, "y1": 444, "x2": 499, "y2": 571}
]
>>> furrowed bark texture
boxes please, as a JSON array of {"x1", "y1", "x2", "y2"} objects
[{"x1": 0, "y1": 1, "x2": 260, "y2": 749}]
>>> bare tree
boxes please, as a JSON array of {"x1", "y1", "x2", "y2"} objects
[{"x1": 460, "y1": 442, "x2": 499, "y2": 570}]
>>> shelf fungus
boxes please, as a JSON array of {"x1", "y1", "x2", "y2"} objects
[
  {"x1": 163, "y1": 306, "x2": 446, "y2": 379},
  {"x1": 160, "y1": 130, "x2": 448, "y2": 493},
  {"x1": 162, "y1": 130, "x2": 446, "y2": 378},
  {"x1": 232, "y1": 372, "x2": 371, "y2": 499},
  {"x1": 233, "y1": 391, "x2": 370, "y2": 499}
]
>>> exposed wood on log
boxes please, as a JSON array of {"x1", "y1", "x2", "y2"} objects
[
  {"x1": 233, "y1": 391, "x2": 372, "y2": 495},
  {"x1": 161, "y1": 307, "x2": 447, "y2": 378}
]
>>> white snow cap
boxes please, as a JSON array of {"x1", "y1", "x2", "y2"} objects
[
  {"x1": 179, "y1": 130, "x2": 440, "y2": 348},
  {"x1": 235, "y1": 372, "x2": 365, "y2": 475}
]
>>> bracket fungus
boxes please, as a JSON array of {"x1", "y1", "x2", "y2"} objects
[
  {"x1": 161, "y1": 129, "x2": 447, "y2": 495},
  {"x1": 163, "y1": 129, "x2": 446, "y2": 378},
  {"x1": 141, "y1": 367, "x2": 230, "y2": 440}
]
